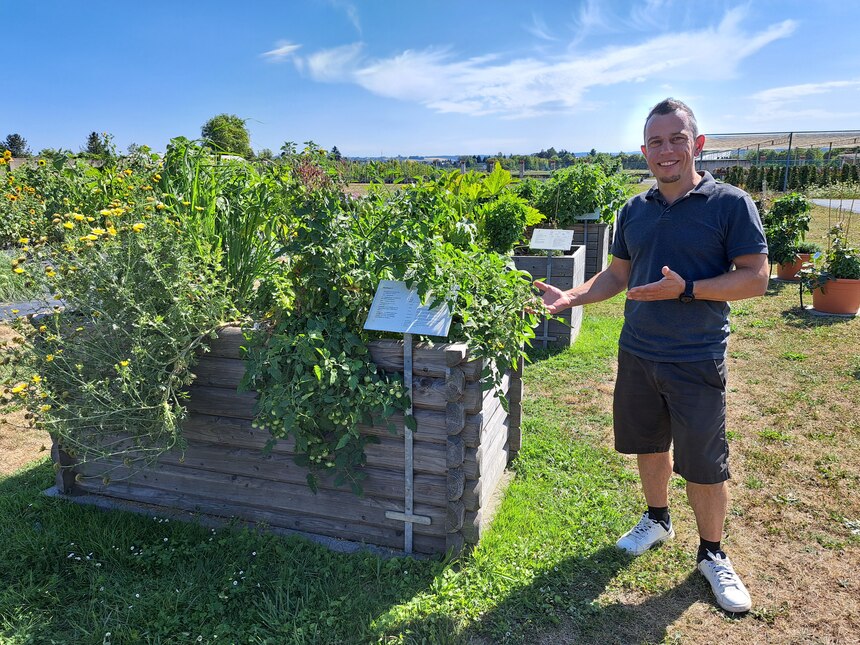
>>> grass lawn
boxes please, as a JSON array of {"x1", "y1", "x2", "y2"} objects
[{"x1": 1, "y1": 204, "x2": 858, "y2": 644}]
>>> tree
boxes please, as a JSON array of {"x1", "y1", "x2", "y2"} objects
[
  {"x1": 86, "y1": 131, "x2": 107, "y2": 156},
  {"x1": 256, "y1": 148, "x2": 274, "y2": 160},
  {"x1": 2, "y1": 133, "x2": 30, "y2": 157},
  {"x1": 330, "y1": 145, "x2": 342, "y2": 161},
  {"x1": 201, "y1": 114, "x2": 252, "y2": 158}
]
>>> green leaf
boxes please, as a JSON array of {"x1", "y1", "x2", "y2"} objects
[{"x1": 313, "y1": 365, "x2": 322, "y2": 381}]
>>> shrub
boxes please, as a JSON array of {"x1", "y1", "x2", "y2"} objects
[{"x1": 534, "y1": 164, "x2": 625, "y2": 226}]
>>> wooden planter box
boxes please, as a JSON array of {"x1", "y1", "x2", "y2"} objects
[
  {"x1": 566, "y1": 222, "x2": 611, "y2": 280},
  {"x1": 512, "y1": 244, "x2": 586, "y2": 348},
  {"x1": 51, "y1": 327, "x2": 522, "y2": 556}
]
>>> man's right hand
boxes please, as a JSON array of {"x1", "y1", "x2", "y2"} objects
[{"x1": 534, "y1": 280, "x2": 573, "y2": 314}]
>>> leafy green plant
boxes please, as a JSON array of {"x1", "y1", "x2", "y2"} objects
[
  {"x1": 763, "y1": 192, "x2": 812, "y2": 265},
  {"x1": 804, "y1": 222, "x2": 860, "y2": 290},
  {"x1": 534, "y1": 163, "x2": 626, "y2": 226},
  {"x1": 480, "y1": 192, "x2": 543, "y2": 253}
]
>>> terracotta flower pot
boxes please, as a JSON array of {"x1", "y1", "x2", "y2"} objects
[
  {"x1": 811, "y1": 278, "x2": 860, "y2": 315},
  {"x1": 776, "y1": 253, "x2": 812, "y2": 281}
]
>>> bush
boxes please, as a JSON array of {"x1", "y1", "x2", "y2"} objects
[{"x1": 534, "y1": 164, "x2": 625, "y2": 226}]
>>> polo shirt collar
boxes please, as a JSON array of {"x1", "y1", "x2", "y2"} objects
[{"x1": 645, "y1": 171, "x2": 717, "y2": 202}]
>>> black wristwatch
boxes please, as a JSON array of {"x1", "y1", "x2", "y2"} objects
[{"x1": 679, "y1": 279, "x2": 695, "y2": 303}]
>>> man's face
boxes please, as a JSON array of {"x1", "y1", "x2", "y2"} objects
[{"x1": 640, "y1": 111, "x2": 705, "y2": 185}]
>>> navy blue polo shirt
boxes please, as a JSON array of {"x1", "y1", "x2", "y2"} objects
[{"x1": 610, "y1": 172, "x2": 768, "y2": 362}]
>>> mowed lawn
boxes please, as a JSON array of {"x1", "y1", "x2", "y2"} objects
[{"x1": 0, "y1": 203, "x2": 858, "y2": 644}]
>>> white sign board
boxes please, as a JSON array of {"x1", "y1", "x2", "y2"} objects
[
  {"x1": 364, "y1": 280, "x2": 452, "y2": 337},
  {"x1": 529, "y1": 228, "x2": 575, "y2": 251}
]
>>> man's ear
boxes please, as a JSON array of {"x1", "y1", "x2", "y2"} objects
[{"x1": 694, "y1": 135, "x2": 706, "y2": 155}]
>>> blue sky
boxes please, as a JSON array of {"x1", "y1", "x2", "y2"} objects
[{"x1": 3, "y1": 0, "x2": 859, "y2": 156}]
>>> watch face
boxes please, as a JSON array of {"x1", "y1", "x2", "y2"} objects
[{"x1": 680, "y1": 294, "x2": 694, "y2": 303}]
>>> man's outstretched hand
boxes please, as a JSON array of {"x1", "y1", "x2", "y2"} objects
[
  {"x1": 626, "y1": 265, "x2": 685, "y2": 301},
  {"x1": 533, "y1": 280, "x2": 572, "y2": 315}
]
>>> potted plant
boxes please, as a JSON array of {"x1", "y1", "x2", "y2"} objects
[
  {"x1": 776, "y1": 240, "x2": 821, "y2": 281},
  {"x1": 764, "y1": 193, "x2": 812, "y2": 281},
  {"x1": 805, "y1": 223, "x2": 860, "y2": 315}
]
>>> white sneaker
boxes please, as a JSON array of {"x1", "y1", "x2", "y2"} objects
[
  {"x1": 615, "y1": 512, "x2": 675, "y2": 556},
  {"x1": 697, "y1": 550, "x2": 752, "y2": 613}
]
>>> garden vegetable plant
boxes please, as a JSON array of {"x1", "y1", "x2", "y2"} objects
[{"x1": 2, "y1": 142, "x2": 542, "y2": 492}]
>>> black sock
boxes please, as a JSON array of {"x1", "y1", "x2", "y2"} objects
[
  {"x1": 697, "y1": 538, "x2": 722, "y2": 562},
  {"x1": 647, "y1": 506, "x2": 670, "y2": 527}
]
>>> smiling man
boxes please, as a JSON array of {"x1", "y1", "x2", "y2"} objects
[{"x1": 535, "y1": 98, "x2": 769, "y2": 613}]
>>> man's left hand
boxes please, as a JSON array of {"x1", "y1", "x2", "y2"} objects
[{"x1": 626, "y1": 265, "x2": 685, "y2": 301}]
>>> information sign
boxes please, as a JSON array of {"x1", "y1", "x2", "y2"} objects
[
  {"x1": 364, "y1": 280, "x2": 452, "y2": 337},
  {"x1": 529, "y1": 228, "x2": 574, "y2": 251}
]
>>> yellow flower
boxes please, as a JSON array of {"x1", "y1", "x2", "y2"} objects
[
  {"x1": 63, "y1": 221, "x2": 74, "y2": 229},
  {"x1": 124, "y1": 169, "x2": 133, "y2": 176},
  {"x1": 38, "y1": 159, "x2": 46, "y2": 166},
  {"x1": 0, "y1": 159, "x2": 6, "y2": 166},
  {"x1": 132, "y1": 222, "x2": 146, "y2": 233},
  {"x1": 40, "y1": 404, "x2": 52, "y2": 412},
  {"x1": 86, "y1": 216, "x2": 94, "y2": 222},
  {"x1": 154, "y1": 174, "x2": 161, "y2": 180},
  {"x1": 143, "y1": 185, "x2": 152, "y2": 190},
  {"x1": 10, "y1": 383, "x2": 28, "y2": 394},
  {"x1": 90, "y1": 228, "x2": 106, "y2": 236},
  {"x1": 73, "y1": 213, "x2": 85, "y2": 221},
  {"x1": 46, "y1": 354, "x2": 54, "y2": 362},
  {"x1": 99, "y1": 209, "x2": 112, "y2": 216},
  {"x1": 39, "y1": 325, "x2": 47, "y2": 333},
  {"x1": 156, "y1": 203, "x2": 165, "y2": 210},
  {"x1": 120, "y1": 360, "x2": 129, "y2": 367},
  {"x1": 10, "y1": 309, "x2": 19, "y2": 314},
  {"x1": 107, "y1": 225, "x2": 117, "y2": 236},
  {"x1": 3, "y1": 150, "x2": 11, "y2": 160},
  {"x1": 13, "y1": 267, "x2": 24, "y2": 274},
  {"x1": 18, "y1": 237, "x2": 29, "y2": 244},
  {"x1": 46, "y1": 270, "x2": 56, "y2": 278},
  {"x1": 31, "y1": 375, "x2": 42, "y2": 384},
  {"x1": 145, "y1": 196, "x2": 155, "y2": 202}
]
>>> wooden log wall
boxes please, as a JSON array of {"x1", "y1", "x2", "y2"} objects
[
  {"x1": 512, "y1": 244, "x2": 586, "y2": 349},
  {"x1": 64, "y1": 327, "x2": 521, "y2": 556},
  {"x1": 567, "y1": 223, "x2": 611, "y2": 280}
]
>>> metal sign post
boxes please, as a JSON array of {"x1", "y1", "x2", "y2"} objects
[
  {"x1": 364, "y1": 280, "x2": 452, "y2": 553},
  {"x1": 529, "y1": 229, "x2": 575, "y2": 348}
]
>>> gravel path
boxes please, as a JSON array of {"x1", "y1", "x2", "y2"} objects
[{"x1": 811, "y1": 198, "x2": 860, "y2": 213}]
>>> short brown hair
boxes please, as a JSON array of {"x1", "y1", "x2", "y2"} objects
[{"x1": 644, "y1": 98, "x2": 699, "y2": 140}]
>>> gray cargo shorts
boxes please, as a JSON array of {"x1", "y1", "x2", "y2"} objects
[{"x1": 613, "y1": 349, "x2": 729, "y2": 484}]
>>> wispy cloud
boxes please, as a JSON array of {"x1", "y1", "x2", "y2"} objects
[
  {"x1": 261, "y1": 41, "x2": 301, "y2": 62},
  {"x1": 325, "y1": 0, "x2": 361, "y2": 35},
  {"x1": 752, "y1": 80, "x2": 860, "y2": 104},
  {"x1": 747, "y1": 79, "x2": 860, "y2": 123},
  {"x1": 525, "y1": 13, "x2": 557, "y2": 41},
  {"x1": 272, "y1": 8, "x2": 796, "y2": 119}
]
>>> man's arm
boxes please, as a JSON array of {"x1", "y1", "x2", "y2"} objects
[
  {"x1": 535, "y1": 257, "x2": 630, "y2": 314},
  {"x1": 625, "y1": 253, "x2": 769, "y2": 302}
]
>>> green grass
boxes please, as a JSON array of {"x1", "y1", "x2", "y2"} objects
[{"x1": 0, "y1": 303, "x2": 667, "y2": 644}]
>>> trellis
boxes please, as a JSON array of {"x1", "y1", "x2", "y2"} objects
[{"x1": 701, "y1": 130, "x2": 860, "y2": 191}]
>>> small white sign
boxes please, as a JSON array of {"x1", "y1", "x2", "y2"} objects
[
  {"x1": 529, "y1": 228, "x2": 575, "y2": 251},
  {"x1": 364, "y1": 280, "x2": 452, "y2": 337}
]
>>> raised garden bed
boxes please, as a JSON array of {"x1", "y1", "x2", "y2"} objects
[
  {"x1": 512, "y1": 244, "x2": 586, "y2": 348},
  {"x1": 52, "y1": 327, "x2": 522, "y2": 556}
]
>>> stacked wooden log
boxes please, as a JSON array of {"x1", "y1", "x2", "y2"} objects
[{"x1": 62, "y1": 327, "x2": 522, "y2": 556}]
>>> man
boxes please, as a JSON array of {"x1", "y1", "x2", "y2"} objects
[{"x1": 535, "y1": 98, "x2": 768, "y2": 613}]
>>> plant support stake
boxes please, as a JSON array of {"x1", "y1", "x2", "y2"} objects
[{"x1": 384, "y1": 333, "x2": 431, "y2": 553}]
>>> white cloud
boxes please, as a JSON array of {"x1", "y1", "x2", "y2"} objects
[
  {"x1": 746, "y1": 79, "x2": 860, "y2": 124},
  {"x1": 752, "y1": 80, "x2": 860, "y2": 104},
  {"x1": 260, "y1": 41, "x2": 302, "y2": 63},
  {"x1": 306, "y1": 42, "x2": 364, "y2": 82},
  {"x1": 325, "y1": 0, "x2": 362, "y2": 35},
  {"x1": 525, "y1": 13, "x2": 557, "y2": 41},
  {"x1": 284, "y1": 7, "x2": 796, "y2": 119}
]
